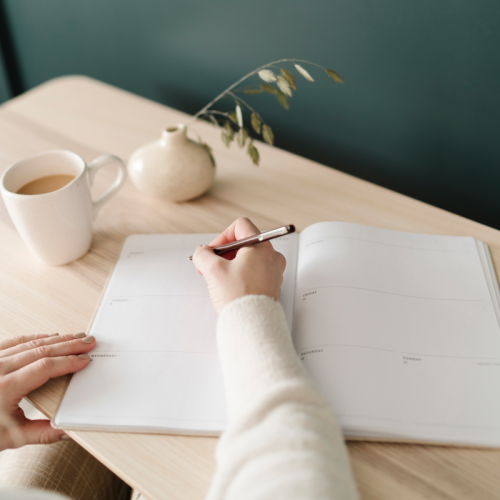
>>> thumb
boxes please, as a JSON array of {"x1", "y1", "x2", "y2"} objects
[
  {"x1": 17, "y1": 418, "x2": 67, "y2": 446},
  {"x1": 192, "y1": 245, "x2": 224, "y2": 277}
]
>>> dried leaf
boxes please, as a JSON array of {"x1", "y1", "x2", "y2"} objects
[
  {"x1": 201, "y1": 141, "x2": 212, "y2": 153},
  {"x1": 221, "y1": 131, "x2": 231, "y2": 148},
  {"x1": 251, "y1": 112, "x2": 261, "y2": 134},
  {"x1": 247, "y1": 140, "x2": 260, "y2": 166},
  {"x1": 237, "y1": 127, "x2": 248, "y2": 148},
  {"x1": 325, "y1": 69, "x2": 344, "y2": 83},
  {"x1": 236, "y1": 104, "x2": 243, "y2": 128},
  {"x1": 294, "y1": 64, "x2": 314, "y2": 82},
  {"x1": 201, "y1": 142, "x2": 216, "y2": 167},
  {"x1": 276, "y1": 91, "x2": 290, "y2": 110},
  {"x1": 208, "y1": 115, "x2": 219, "y2": 127},
  {"x1": 224, "y1": 120, "x2": 235, "y2": 140},
  {"x1": 277, "y1": 75, "x2": 292, "y2": 97},
  {"x1": 243, "y1": 88, "x2": 264, "y2": 94},
  {"x1": 258, "y1": 69, "x2": 277, "y2": 82},
  {"x1": 260, "y1": 83, "x2": 277, "y2": 94},
  {"x1": 227, "y1": 111, "x2": 237, "y2": 123},
  {"x1": 262, "y1": 124, "x2": 274, "y2": 146},
  {"x1": 281, "y1": 68, "x2": 296, "y2": 90}
]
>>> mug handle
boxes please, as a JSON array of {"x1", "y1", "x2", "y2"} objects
[{"x1": 88, "y1": 155, "x2": 127, "y2": 218}]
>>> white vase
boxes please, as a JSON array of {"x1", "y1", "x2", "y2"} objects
[{"x1": 127, "y1": 124, "x2": 215, "y2": 202}]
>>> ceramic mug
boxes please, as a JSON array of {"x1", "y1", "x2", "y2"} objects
[{"x1": 1, "y1": 150, "x2": 127, "y2": 265}]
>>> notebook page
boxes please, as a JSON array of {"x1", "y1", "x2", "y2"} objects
[
  {"x1": 293, "y1": 222, "x2": 500, "y2": 446},
  {"x1": 55, "y1": 232, "x2": 298, "y2": 433}
]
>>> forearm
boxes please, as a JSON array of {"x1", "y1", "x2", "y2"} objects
[{"x1": 207, "y1": 295, "x2": 359, "y2": 500}]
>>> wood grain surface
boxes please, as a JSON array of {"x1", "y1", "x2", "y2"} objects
[{"x1": 1, "y1": 76, "x2": 500, "y2": 500}]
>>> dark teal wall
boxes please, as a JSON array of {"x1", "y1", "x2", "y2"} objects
[
  {"x1": 3, "y1": 0, "x2": 500, "y2": 228},
  {"x1": 0, "y1": 50, "x2": 10, "y2": 103}
]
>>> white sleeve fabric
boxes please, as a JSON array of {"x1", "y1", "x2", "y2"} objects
[{"x1": 207, "y1": 295, "x2": 359, "y2": 500}]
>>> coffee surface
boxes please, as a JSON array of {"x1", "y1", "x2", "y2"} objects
[{"x1": 17, "y1": 174, "x2": 75, "y2": 195}]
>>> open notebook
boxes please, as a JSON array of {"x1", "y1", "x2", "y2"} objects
[{"x1": 53, "y1": 222, "x2": 500, "y2": 447}]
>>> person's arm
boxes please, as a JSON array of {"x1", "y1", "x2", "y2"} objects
[{"x1": 193, "y1": 218, "x2": 359, "y2": 500}]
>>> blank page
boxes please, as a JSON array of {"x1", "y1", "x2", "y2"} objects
[
  {"x1": 54, "y1": 232, "x2": 298, "y2": 434},
  {"x1": 293, "y1": 222, "x2": 500, "y2": 446}
]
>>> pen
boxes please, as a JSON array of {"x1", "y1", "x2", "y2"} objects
[{"x1": 189, "y1": 224, "x2": 295, "y2": 260}]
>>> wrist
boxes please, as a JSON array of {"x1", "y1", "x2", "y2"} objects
[{"x1": 219, "y1": 293, "x2": 277, "y2": 315}]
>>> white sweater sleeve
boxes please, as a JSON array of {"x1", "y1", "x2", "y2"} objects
[{"x1": 207, "y1": 295, "x2": 359, "y2": 500}]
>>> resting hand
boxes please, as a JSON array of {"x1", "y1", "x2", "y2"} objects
[
  {"x1": 193, "y1": 217, "x2": 287, "y2": 314},
  {"x1": 0, "y1": 332, "x2": 95, "y2": 450}
]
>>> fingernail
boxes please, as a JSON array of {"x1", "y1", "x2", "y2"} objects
[
  {"x1": 48, "y1": 333, "x2": 59, "y2": 337},
  {"x1": 73, "y1": 332, "x2": 86, "y2": 339},
  {"x1": 78, "y1": 353, "x2": 90, "y2": 359},
  {"x1": 60, "y1": 434, "x2": 72, "y2": 441},
  {"x1": 82, "y1": 335, "x2": 95, "y2": 344}
]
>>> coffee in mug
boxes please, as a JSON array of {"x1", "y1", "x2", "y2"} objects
[
  {"x1": 16, "y1": 174, "x2": 76, "y2": 195},
  {"x1": 1, "y1": 150, "x2": 127, "y2": 265}
]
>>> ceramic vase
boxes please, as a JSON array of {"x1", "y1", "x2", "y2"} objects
[{"x1": 127, "y1": 124, "x2": 215, "y2": 202}]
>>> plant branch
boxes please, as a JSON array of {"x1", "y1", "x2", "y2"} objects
[
  {"x1": 198, "y1": 110, "x2": 234, "y2": 122},
  {"x1": 185, "y1": 59, "x2": 330, "y2": 127}
]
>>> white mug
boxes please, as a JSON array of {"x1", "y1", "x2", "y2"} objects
[{"x1": 1, "y1": 150, "x2": 127, "y2": 265}]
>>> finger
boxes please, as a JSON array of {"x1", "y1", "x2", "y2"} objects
[
  {"x1": 0, "y1": 336, "x2": 95, "y2": 375},
  {"x1": 193, "y1": 245, "x2": 227, "y2": 277},
  {"x1": 217, "y1": 249, "x2": 237, "y2": 261},
  {"x1": 0, "y1": 333, "x2": 55, "y2": 351},
  {"x1": 0, "y1": 333, "x2": 86, "y2": 359},
  {"x1": 238, "y1": 239, "x2": 274, "y2": 259},
  {"x1": 208, "y1": 217, "x2": 261, "y2": 247},
  {"x1": 18, "y1": 419, "x2": 67, "y2": 446},
  {"x1": 0, "y1": 404, "x2": 72, "y2": 449},
  {"x1": 5, "y1": 355, "x2": 91, "y2": 400}
]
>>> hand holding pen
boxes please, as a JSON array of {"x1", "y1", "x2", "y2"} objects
[{"x1": 191, "y1": 218, "x2": 293, "y2": 313}]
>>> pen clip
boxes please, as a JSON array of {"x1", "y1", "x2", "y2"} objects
[{"x1": 258, "y1": 226, "x2": 290, "y2": 242}]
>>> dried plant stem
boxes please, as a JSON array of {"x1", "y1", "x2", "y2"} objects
[
  {"x1": 202, "y1": 110, "x2": 235, "y2": 120},
  {"x1": 186, "y1": 58, "x2": 331, "y2": 127},
  {"x1": 227, "y1": 91, "x2": 266, "y2": 126}
]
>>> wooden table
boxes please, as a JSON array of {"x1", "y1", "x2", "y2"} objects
[{"x1": 1, "y1": 76, "x2": 500, "y2": 500}]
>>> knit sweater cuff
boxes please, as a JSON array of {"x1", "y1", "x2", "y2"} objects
[{"x1": 217, "y1": 295, "x2": 306, "y2": 420}]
